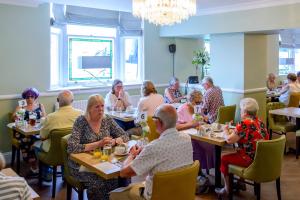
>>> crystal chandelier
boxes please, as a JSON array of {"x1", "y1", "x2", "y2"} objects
[{"x1": 132, "y1": 0, "x2": 197, "y2": 26}]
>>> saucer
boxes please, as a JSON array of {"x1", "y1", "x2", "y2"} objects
[{"x1": 114, "y1": 152, "x2": 128, "y2": 156}]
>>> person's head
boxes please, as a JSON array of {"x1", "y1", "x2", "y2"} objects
[
  {"x1": 141, "y1": 80, "x2": 157, "y2": 97},
  {"x1": 0, "y1": 153, "x2": 5, "y2": 170},
  {"x1": 240, "y1": 98, "x2": 259, "y2": 118},
  {"x1": 268, "y1": 73, "x2": 276, "y2": 82},
  {"x1": 111, "y1": 79, "x2": 123, "y2": 95},
  {"x1": 85, "y1": 94, "x2": 105, "y2": 120},
  {"x1": 187, "y1": 90, "x2": 203, "y2": 106},
  {"x1": 21, "y1": 87, "x2": 39, "y2": 105},
  {"x1": 57, "y1": 90, "x2": 74, "y2": 107},
  {"x1": 201, "y1": 76, "x2": 214, "y2": 90},
  {"x1": 152, "y1": 104, "x2": 177, "y2": 133},
  {"x1": 287, "y1": 73, "x2": 297, "y2": 83},
  {"x1": 297, "y1": 71, "x2": 300, "y2": 81},
  {"x1": 169, "y1": 77, "x2": 180, "y2": 90}
]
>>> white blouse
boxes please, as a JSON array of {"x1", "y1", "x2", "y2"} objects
[
  {"x1": 137, "y1": 93, "x2": 164, "y2": 116},
  {"x1": 105, "y1": 91, "x2": 131, "y2": 111}
]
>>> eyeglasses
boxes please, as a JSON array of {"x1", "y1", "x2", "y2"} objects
[{"x1": 26, "y1": 96, "x2": 35, "y2": 99}]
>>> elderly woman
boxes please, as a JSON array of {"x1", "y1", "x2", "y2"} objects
[
  {"x1": 266, "y1": 73, "x2": 278, "y2": 91},
  {"x1": 67, "y1": 94, "x2": 129, "y2": 200},
  {"x1": 12, "y1": 87, "x2": 46, "y2": 174},
  {"x1": 279, "y1": 73, "x2": 300, "y2": 105},
  {"x1": 137, "y1": 80, "x2": 164, "y2": 117},
  {"x1": 176, "y1": 90, "x2": 215, "y2": 173},
  {"x1": 215, "y1": 98, "x2": 269, "y2": 197},
  {"x1": 105, "y1": 79, "x2": 131, "y2": 111},
  {"x1": 164, "y1": 77, "x2": 185, "y2": 103}
]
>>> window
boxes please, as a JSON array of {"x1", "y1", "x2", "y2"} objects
[
  {"x1": 279, "y1": 48, "x2": 294, "y2": 75},
  {"x1": 204, "y1": 40, "x2": 210, "y2": 76}
]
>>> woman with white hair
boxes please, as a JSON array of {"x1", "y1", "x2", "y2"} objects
[
  {"x1": 215, "y1": 98, "x2": 269, "y2": 197},
  {"x1": 164, "y1": 77, "x2": 185, "y2": 103},
  {"x1": 67, "y1": 94, "x2": 129, "y2": 200}
]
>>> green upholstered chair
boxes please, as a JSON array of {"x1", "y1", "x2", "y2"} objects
[
  {"x1": 266, "y1": 102, "x2": 296, "y2": 140},
  {"x1": 151, "y1": 160, "x2": 199, "y2": 200},
  {"x1": 228, "y1": 135, "x2": 286, "y2": 200},
  {"x1": 295, "y1": 130, "x2": 300, "y2": 159},
  {"x1": 61, "y1": 134, "x2": 85, "y2": 200},
  {"x1": 8, "y1": 112, "x2": 21, "y2": 174},
  {"x1": 37, "y1": 127, "x2": 72, "y2": 198},
  {"x1": 215, "y1": 105, "x2": 236, "y2": 124},
  {"x1": 287, "y1": 92, "x2": 300, "y2": 107}
]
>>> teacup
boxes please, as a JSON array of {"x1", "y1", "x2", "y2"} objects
[{"x1": 114, "y1": 144, "x2": 127, "y2": 155}]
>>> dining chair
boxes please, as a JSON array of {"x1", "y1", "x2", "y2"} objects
[
  {"x1": 8, "y1": 112, "x2": 21, "y2": 174},
  {"x1": 61, "y1": 134, "x2": 86, "y2": 200},
  {"x1": 215, "y1": 105, "x2": 236, "y2": 124},
  {"x1": 151, "y1": 160, "x2": 199, "y2": 200},
  {"x1": 228, "y1": 135, "x2": 286, "y2": 200},
  {"x1": 287, "y1": 92, "x2": 300, "y2": 107},
  {"x1": 147, "y1": 116, "x2": 160, "y2": 142},
  {"x1": 37, "y1": 127, "x2": 72, "y2": 198}
]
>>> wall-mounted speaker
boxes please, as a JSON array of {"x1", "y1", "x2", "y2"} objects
[{"x1": 169, "y1": 44, "x2": 176, "y2": 53}]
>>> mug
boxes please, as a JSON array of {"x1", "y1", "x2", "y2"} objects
[{"x1": 114, "y1": 144, "x2": 127, "y2": 155}]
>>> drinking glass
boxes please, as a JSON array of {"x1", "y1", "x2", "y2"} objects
[
  {"x1": 29, "y1": 113, "x2": 36, "y2": 126},
  {"x1": 103, "y1": 144, "x2": 112, "y2": 156}
]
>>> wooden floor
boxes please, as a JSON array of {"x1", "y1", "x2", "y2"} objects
[{"x1": 20, "y1": 153, "x2": 300, "y2": 200}]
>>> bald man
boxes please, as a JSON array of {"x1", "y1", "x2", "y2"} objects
[{"x1": 110, "y1": 104, "x2": 193, "y2": 200}]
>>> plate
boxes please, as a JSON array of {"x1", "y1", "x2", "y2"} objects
[
  {"x1": 114, "y1": 152, "x2": 128, "y2": 156},
  {"x1": 213, "y1": 129, "x2": 223, "y2": 132}
]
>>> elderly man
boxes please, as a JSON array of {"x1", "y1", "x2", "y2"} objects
[
  {"x1": 201, "y1": 76, "x2": 224, "y2": 123},
  {"x1": 0, "y1": 153, "x2": 32, "y2": 200},
  {"x1": 110, "y1": 104, "x2": 193, "y2": 200}
]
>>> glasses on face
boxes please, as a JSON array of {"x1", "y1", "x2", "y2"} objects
[
  {"x1": 26, "y1": 96, "x2": 35, "y2": 99},
  {"x1": 194, "y1": 101, "x2": 202, "y2": 105}
]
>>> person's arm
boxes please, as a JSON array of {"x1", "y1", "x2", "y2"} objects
[
  {"x1": 176, "y1": 121, "x2": 199, "y2": 131},
  {"x1": 165, "y1": 88, "x2": 176, "y2": 103},
  {"x1": 280, "y1": 84, "x2": 289, "y2": 95},
  {"x1": 120, "y1": 145, "x2": 142, "y2": 177},
  {"x1": 39, "y1": 103, "x2": 46, "y2": 117},
  {"x1": 121, "y1": 92, "x2": 131, "y2": 108},
  {"x1": 108, "y1": 116, "x2": 129, "y2": 144},
  {"x1": 40, "y1": 116, "x2": 50, "y2": 140},
  {"x1": 21, "y1": 179, "x2": 32, "y2": 200}
]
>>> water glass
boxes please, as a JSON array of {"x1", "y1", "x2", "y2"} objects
[
  {"x1": 29, "y1": 113, "x2": 37, "y2": 126},
  {"x1": 103, "y1": 144, "x2": 112, "y2": 156}
]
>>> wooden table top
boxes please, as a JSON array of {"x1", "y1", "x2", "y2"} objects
[
  {"x1": 105, "y1": 111, "x2": 136, "y2": 122},
  {"x1": 269, "y1": 107, "x2": 300, "y2": 118},
  {"x1": 7, "y1": 122, "x2": 41, "y2": 136},
  {"x1": 1, "y1": 168, "x2": 40, "y2": 200},
  {"x1": 180, "y1": 128, "x2": 226, "y2": 146}
]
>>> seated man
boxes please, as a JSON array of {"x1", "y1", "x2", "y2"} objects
[
  {"x1": 110, "y1": 104, "x2": 193, "y2": 200},
  {"x1": 0, "y1": 153, "x2": 32, "y2": 200}
]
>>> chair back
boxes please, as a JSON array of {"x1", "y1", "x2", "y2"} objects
[
  {"x1": 151, "y1": 160, "x2": 199, "y2": 200},
  {"x1": 242, "y1": 135, "x2": 286, "y2": 183},
  {"x1": 288, "y1": 92, "x2": 300, "y2": 107},
  {"x1": 146, "y1": 116, "x2": 160, "y2": 142},
  {"x1": 215, "y1": 105, "x2": 236, "y2": 124},
  {"x1": 266, "y1": 102, "x2": 288, "y2": 128},
  {"x1": 38, "y1": 128, "x2": 72, "y2": 166},
  {"x1": 8, "y1": 112, "x2": 19, "y2": 148}
]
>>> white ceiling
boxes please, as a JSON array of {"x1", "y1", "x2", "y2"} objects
[{"x1": 2, "y1": 0, "x2": 300, "y2": 15}]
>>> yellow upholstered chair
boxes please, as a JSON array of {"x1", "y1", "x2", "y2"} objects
[
  {"x1": 37, "y1": 128, "x2": 72, "y2": 198},
  {"x1": 228, "y1": 136, "x2": 286, "y2": 200},
  {"x1": 61, "y1": 134, "x2": 86, "y2": 200},
  {"x1": 151, "y1": 160, "x2": 199, "y2": 200},
  {"x1": 8, "y1": 112, "x2": 21, "y2": 174},
  {"x1": 215, "y1": 105, "x2": 236, "y2": 124},
  {"x1": 146, "y1": 116, "x2": 160, "y2": 142},
  {"x1": 287, "y1": 92, "x2": 300, "y2": 107}
]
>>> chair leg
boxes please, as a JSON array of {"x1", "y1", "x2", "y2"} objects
[
  {"x1": 52, "y1": 166, "x2": 57, "y2": 198},
  {"x1": 16, "y1": 149, "x2": 20, "y2": 174},
  {"x1": 66, "y1": 183, "x2": 72, "y2": 200},
  {"x1": 269, "y1": 129, "x2": 273, "y2": 140},
  {"x1": 228, "y1": 173, "x2": 234, "y2": 200},
  {"x1": 254, "y1": 182, "x2": 261, "y2": 200},
  {"x1": 276, "y1": 178, "x2": 281, "y2": 200},
  {"x1": 78, "y1": 189, "x2": 84, "y2": 200},
  {"x1": 296, "y1": 136, "x2": 300, "y2": 159},
  {"x1": 11, "y1": 145, "x2": 16, "y2": 168},
  {"x1": 38, "y1": 161, "x2": 43, "y2": 186}
]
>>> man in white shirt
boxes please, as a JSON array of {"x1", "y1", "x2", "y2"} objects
[{"x1": 110, "y1": 104, "x2": 193, "y2": 200}]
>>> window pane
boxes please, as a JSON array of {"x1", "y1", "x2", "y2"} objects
[
  {"x1": 279, "y1": 48, "x2": 293, "y2": 75},
  {"x1": 67, "y1": 24, "x2": 116, "y2": 37},
  {"x1": 124, "y1": 38, "x2": 139, "y2": 82},
  {"x1": 68, "y1": 37, "x2": 113, "y2": 81},
  {"x1": 50, "y1": 28, "x2": 60, "y2": 86}
]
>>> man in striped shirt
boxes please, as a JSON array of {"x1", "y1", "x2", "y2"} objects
[{"x1": 0, "y1": 153, "x2": 32, "y2": 200}]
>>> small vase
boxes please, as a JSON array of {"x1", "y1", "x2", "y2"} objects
[{"x1": 200, "y1": 65, "x2": 205, "y2": 81}]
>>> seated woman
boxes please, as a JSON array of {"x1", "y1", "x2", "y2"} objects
[
  {"x1": 12, "y1": 87, "x2": 46, "y2": 173},
  {"x1": 266, "y1": 73, "x2": 278, "y2": 91},
  {"x1": 105, "y1": 79, "x2": 131, "y2": 111},
  {"x1": 137, "y1": 80, "x2": 164, "y2": 117},
  {"x1": 279, "y1": 73, "x2": 300, "y2": 105},
  {"x1": 67, "y1": 94, "x2": 129, "y2": 200},
  {"x1": 215, "y1": 98, "x2": 269, "y2": 197},
  {"x1": 176, "y1": 90, "x2": 214, "y2": 173},
  {"x1": 164, "y1": 77, "x2": 185, "y2": 103}
]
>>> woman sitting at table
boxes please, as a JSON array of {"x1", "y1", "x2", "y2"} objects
[
  {"x1": 12, "y1": 87, "x2": 46, "y2": 174},
  {"x1": 176, "y1": 90, "x2": 215, "y2": 173},
  {"x1": 215, "y1": 98, "x2": 269, "y2": 197},
  {"x1": 279, "y1": 73, "x2": 300, "y2": 105},
  {"x1": 266, "y1": 73, "x2": 278, "y2": 91},
  {"x1": 67, "y1": 94, "x2": 129, "y2": 200},
  {"x1": 164, "y1": 77, "x2": 185, "y2": 103},
  {"x1": 105, "y1": 79, "x2": 131, "y2": 111}
]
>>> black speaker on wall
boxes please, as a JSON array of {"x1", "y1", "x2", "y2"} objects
[{"x1": 169, "y1": 44, "x2": 176, "y2": 53}]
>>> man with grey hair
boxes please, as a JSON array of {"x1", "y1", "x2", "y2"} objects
[
  {"x1": 110, "y1": 104, "x2": 193, "y2": 200},
  {"x1": 201, "y1": 76, "x2": 224, "y2": 123}
]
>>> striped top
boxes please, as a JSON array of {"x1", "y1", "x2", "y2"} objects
[{"x1": 0, "y1": 172, "x2": 31, "y2": 200}]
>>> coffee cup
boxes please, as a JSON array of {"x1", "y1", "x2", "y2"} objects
[{"x1": 115, "y1": 144, "x2": 127, "y2": 155}]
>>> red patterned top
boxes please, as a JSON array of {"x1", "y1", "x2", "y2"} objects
[{"x1": 235, "y1": 116, "x2": 269, "y2": 161}]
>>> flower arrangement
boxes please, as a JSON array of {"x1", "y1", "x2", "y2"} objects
[{"x1": 192, "y1": 48, "x2": 210, "y2": 79}]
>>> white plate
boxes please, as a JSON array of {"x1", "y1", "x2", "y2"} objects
[{"x1": 114, "y1": 152, "x2": 128, "y2": 156}]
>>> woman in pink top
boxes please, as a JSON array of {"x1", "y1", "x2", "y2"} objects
[{"x1": 176, "y1": 90, "x2": 215, "y2": 173}]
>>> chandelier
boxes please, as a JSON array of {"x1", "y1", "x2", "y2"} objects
[{"x1": 132, "y1": 0, "x2": 197, "y2": 26}]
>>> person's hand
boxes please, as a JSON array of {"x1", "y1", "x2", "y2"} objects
[
  {"x1": 115, "y1": 137, "x2": 124, "y2": 145},
  {"x1": 100, "y1": 137, "x2": 113, "y2": 147},
  {"x1": 129, "y1": 145, "x2": 142, "y2": 158},
  {"x1": 118, "y1": 89, "x2": 125, "y2": 99},
  {"x1": 188, "y1": 121, "x2": 200, "y2": 128}
]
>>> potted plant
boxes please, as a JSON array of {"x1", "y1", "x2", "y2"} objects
[{"x1": 192, "y1": 48, "x2": 210, "y2": 81}]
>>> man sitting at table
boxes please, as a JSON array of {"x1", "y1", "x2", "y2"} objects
[
  {"x1": 109, "y1": 104, "x2": 193, "y2": 200},
  {"x1": 0, "y1": 152, "x2": 32, "y2": 200},
  {"x1": 35, "y1": 90, "x2": 82, "y2": 180},
  {"x1": 201, "y1": 76, "x2": 224, "y2": 123}
]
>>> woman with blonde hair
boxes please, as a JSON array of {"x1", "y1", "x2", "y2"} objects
[{"x1": 67, "y1": 94, "x2": 129, "y2": 200}]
